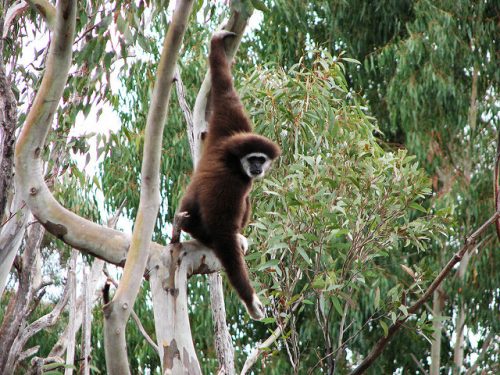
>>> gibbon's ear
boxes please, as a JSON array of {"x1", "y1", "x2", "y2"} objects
[{"x1": 225, "y1": 133, "x2": 281, "y2": 160}]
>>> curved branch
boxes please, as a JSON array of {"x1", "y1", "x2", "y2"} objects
[
  {"x1": 14, "y1": 0, "x2": 135, "y2": 267},
  {"x1": 103, "y1": 1, "x2": 195, "y2": 373}
]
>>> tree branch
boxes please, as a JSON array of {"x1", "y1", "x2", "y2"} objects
[
  {"x1": 9, "y1": 251, "x2": 75, "y2": 373},
  {"x1": 349, "y1": 211, "x2": 500, "y2": 375},
  {"x1": 103, "y1": 268, "x2": 160, "y2": 356},
  {"x1": 103, "y1": 1, "x2": 195, "y2": 373}
]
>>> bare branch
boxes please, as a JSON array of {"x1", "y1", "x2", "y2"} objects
[
  {"x1": 410, "y1": 353, "x2": 428, "y2": 375},
  {"x1": 64, "y1": 250, "x2": 78, "y2": 375},
  {"x1": 174, "y1": 67, "x2": 195, "y2": 157},
  {"x1": 241, "y1": 296, "x2": 303, "y2": 375},
  {"x1": 9, "y1": 251, "x2": 76, "y2": 373},
  {"x1": 3, "y1": 1, "x2": 28, "y2": 38},
  {"x1": 210, "y1": 273, "x2": 235, "y2": 375},
  {"x1": 349, "y1": 211, "x2": 500, "y2": 375}
]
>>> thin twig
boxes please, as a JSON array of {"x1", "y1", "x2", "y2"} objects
[
  {"x1": 410, "y1": 353, "x2": 428, "y2": 375},
  {"x1": 174, "y1": 66, "x2": 195, "y2": 157},
  {"x1": 241, "y1": 296, "x2": 303, "y2": 375}
]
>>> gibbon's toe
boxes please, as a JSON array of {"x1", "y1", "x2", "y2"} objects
[
  {"x1": 246, "y1": 294, "x2": 265, "y2": 320},
  {"x1": 212, "y1": 30, "x2": 237, "y2": 42},
  {"x1": 237, "y1": 233, "x2": 249, "y2": 255}
]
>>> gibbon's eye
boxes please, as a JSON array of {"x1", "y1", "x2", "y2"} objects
[{"x1": 247, "y1": 156, "x2": 266, "y2": 165}]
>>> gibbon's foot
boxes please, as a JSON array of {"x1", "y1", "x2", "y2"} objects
[
  {"x1": 212, "y1": 30, "x2": 237, "y2": 42},
  {"x1": 237, "y1": 233, "x2": 249, "y2": 255},
  {"x1": 245, "y1": 294, "x2": 265, "y2": 320}
]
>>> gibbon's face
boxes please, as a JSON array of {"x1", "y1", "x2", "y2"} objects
[{"x1": 240, "y1": 152, "x2": 272, "y2": 180}]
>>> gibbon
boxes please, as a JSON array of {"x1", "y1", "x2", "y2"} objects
[{"x1": 178, "y1": 31, "x2": 281, "y2": 320}]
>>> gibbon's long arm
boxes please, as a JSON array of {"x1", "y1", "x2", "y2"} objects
[
  {"x1": 212, "y1": 234, "x2": 263, "y2": 319},
  {"x1": 207, "y1": 31, "x2": 252, "y2": 141}
]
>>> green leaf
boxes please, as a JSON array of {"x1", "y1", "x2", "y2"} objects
[
  {"x1": 260, "y1": 317, "x2": 276, "y2": 324},
  {"x1": 380, "y1": 320, "x2": 389, "y2": 338},
  {"x1": 332, "y1": 296, "x2": 343, "y2": 316},
  {"x1": 341, "y1": 57, "x2": 361, "y2": 65},
  {"x1": 251, "y1": 0, "x2": 270, "y2": 12},
  {"x1": 409, "y1": 202, "x2": 427, "y2": 213},
  {"x1": 257, "y1": 259, "x2": 280, "y2": 271},
  {"x1": 399, "y1": 305, "x2": 409, "y2": 316}
]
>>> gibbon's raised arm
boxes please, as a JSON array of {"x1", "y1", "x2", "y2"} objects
[{"x1": 207, "y1": 31, "x2": 252, "y2": 141}]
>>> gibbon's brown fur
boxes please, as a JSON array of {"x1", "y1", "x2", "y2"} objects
[{"x1": 178, "y1": 31, "x2": 280, "y2": 319}]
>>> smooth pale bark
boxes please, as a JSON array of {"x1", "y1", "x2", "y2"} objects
[
  {"x1": 149, "y1": 240, "x2": 222, "y2": 374},
  {"x1": 0, "y1": 191, "x2": 31, "y2": 296},
  {"x1": 14, "y1": 0, "x2": 135, "y2": 268},
  {"x1": 103, "y1": 1, "x2": 195, "y2": 373},
  {"x1": 453, "y1": 251, "x2": 471, "y2": 374},
  {"x1": 430, "y1": 285, "x2": 445, "y2": 375},
  {"x1": 64, "y1": 251, "x2": 78, "y2": 375},
  {"x1": 81, "y1": 266, "x2": 92, "y2": 375}
]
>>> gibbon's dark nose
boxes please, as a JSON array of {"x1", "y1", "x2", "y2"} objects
[{"x1": 250, "y1": 166, "x2": 262, "y2": 176}]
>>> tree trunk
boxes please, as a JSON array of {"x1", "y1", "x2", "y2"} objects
[
  {"x1": 64, "y1": 251, "x2": 78, "y2": 375},
  {"x1": 430, "y1": 285, "x2": 445, "y2": 375},
  {"x1": 453, "y1": 251, "x2": 470, "y2": 374},
  {"x1": 209, "y1": 273, "x2": 235, "y2": 375},
  {"x1": 0, "y1": 14, "x2": 17, "y2": 222}
]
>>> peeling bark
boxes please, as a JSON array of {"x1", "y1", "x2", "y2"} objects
[
  {"x1": 0, "y1": 37, "x2": 17, "y2": 222},
  {"x1": 149, "y1": 239, "x2": 222, "y2": 373}
]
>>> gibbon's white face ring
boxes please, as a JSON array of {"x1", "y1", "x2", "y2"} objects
[{"x1": 241, "y1": 152, "x2": 272, "y2": 180}]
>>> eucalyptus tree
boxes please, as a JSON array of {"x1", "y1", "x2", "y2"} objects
[{"x1": 2, "y1": 0, "x2": 498, "y2": 374}]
